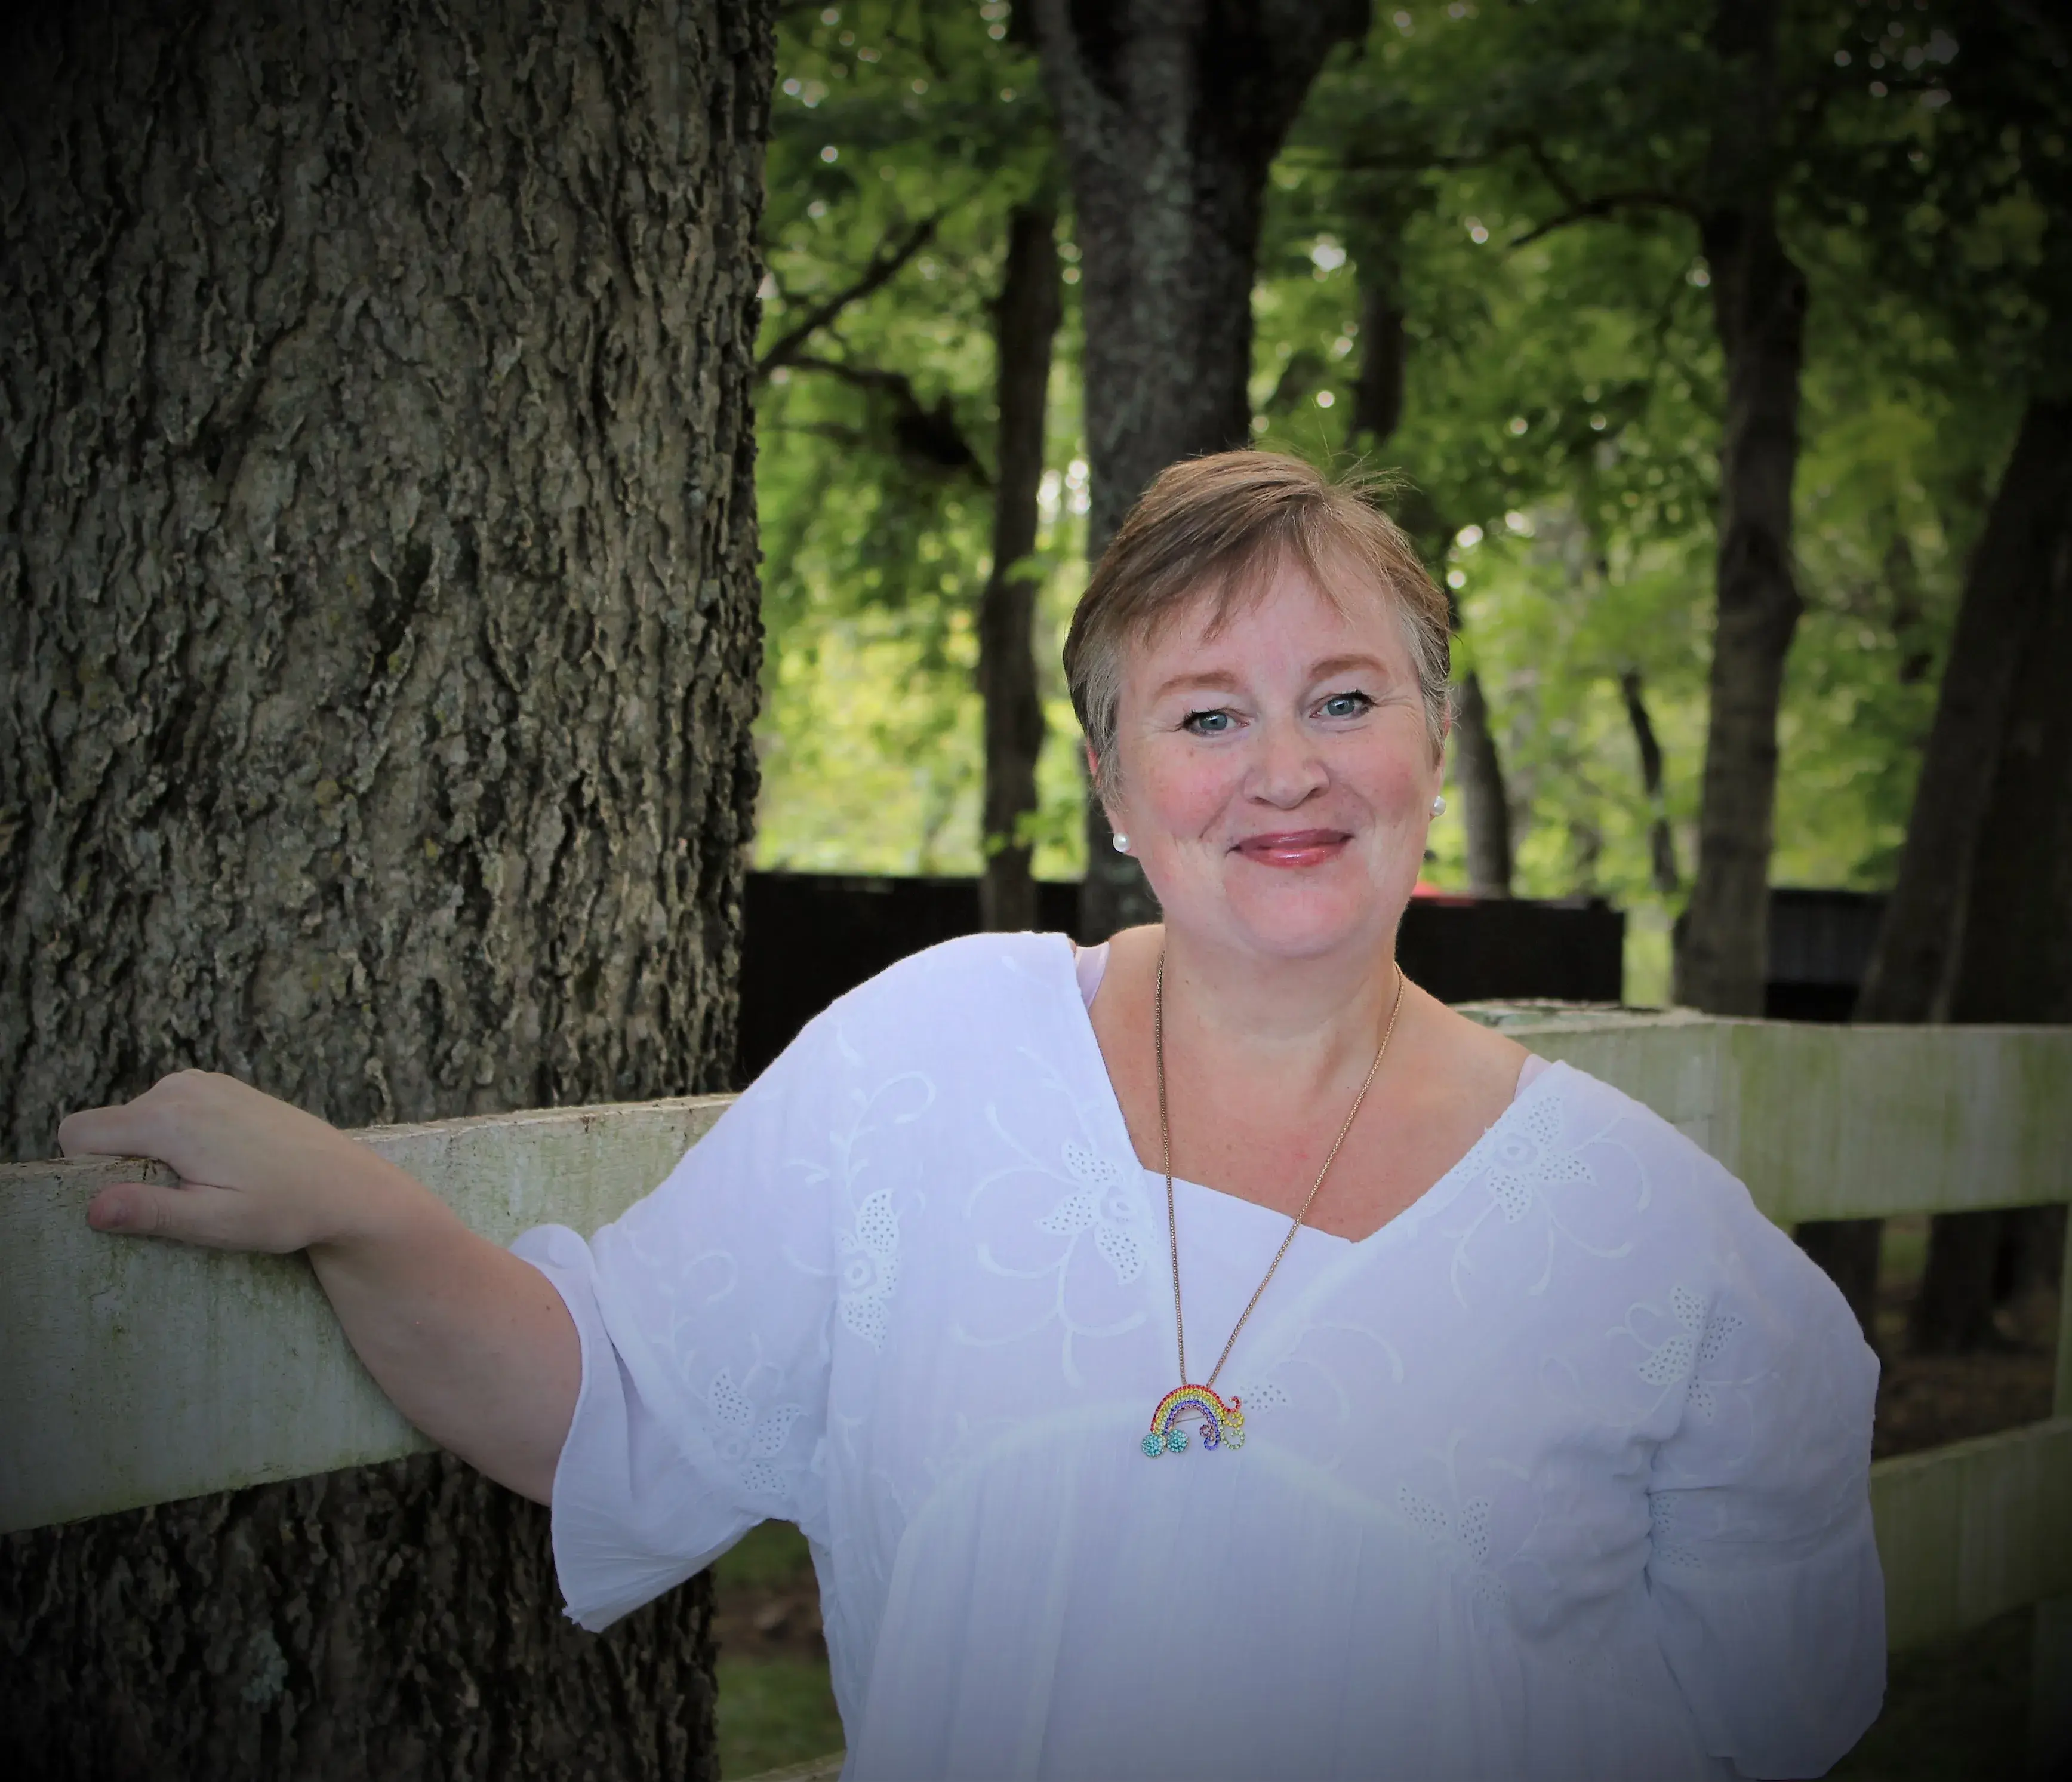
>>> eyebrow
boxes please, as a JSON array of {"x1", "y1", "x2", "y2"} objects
[
  {"x1": 1149, "y1": 653, "x2": 1393, "y2": 704},
  {"x1": 1150, "y1": 669, "x2": 1244, "y2": 702}
]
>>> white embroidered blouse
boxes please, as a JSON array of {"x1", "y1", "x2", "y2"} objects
[{"x1": 514, "y1": 932, "x2": 1884, "y2": 1781}]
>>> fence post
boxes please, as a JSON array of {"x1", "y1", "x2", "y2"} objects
[{"x1": 2031, "y1": 1212, "x2": 2072, "y2": 1778}]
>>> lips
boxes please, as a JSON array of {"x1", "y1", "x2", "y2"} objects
[{"x1": 1233, "y1": 829, "x2": 1349, "y2": 868}]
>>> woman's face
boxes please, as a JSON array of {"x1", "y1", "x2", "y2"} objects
[{"x1": 1100, "y1": 556, "x2": 1443, "y2": 962}]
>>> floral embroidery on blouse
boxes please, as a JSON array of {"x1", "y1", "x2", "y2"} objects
[
  {"x1": 709, "y1": 1368, "x2": 807, "y2": 1498},
  {"x1": 1616, "y1": 1284, "x2": 1749, "y2": 1423},
  {"x1": 839, "y1": 1188, "x2": 902, "y2": 1349},
  {"x1": 1398, "y1": 1481, "x2": 1508, "y2": 1611},
  {"x1": 818, "y1": 1057, "x2": 935, "y2": 1352},
  {"x1": 958, "y1": 1057, "x2": 1155, "y2": 1386},
  {"x1": 1036, "y1": 1139, "x2": 1153, "y2": 1285},
  {"x1": 1448, "y1": 1092, "x2": 1637, "y2": 1302}
]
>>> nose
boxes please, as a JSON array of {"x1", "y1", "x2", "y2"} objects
[{"x1": 1243, "y1": 712, "x2": 1328, "y2": 809}]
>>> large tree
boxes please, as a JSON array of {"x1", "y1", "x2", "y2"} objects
[
  {"x1": 1032, "y1": 0, "x2": 1371, "y2": 940},
  {"x1": 1842, "y1": 0, "x2": 2072, "y2": 1350},
  {"x1": 1667, "y1": 0, "x2": 1808, "y2": 1015},
  {"x1": 0, "y1": 0, "x2": 774, "y2": 1774}
]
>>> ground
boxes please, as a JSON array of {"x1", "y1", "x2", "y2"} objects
[{"x1": 709, "y1": 1212, "x2": 2063, "y2": 1778}]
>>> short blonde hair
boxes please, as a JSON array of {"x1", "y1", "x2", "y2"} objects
[{"x1": 1063, "y1": 451, "x2": 1452, "y2": 790}]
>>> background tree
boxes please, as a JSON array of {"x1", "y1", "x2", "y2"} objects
[
  {"x1": 1673, "y1": 0, "x2": 1813, "y2": 1016},
  {"x1": 978, "y1": 198, "x2": 1065, "y2": 930},
  {"x1": 1031, "y1": 0, "x2": 1371, "y2": 939},
  {"x1": 0, "y1": 1, "x2": 774, "y2": 1774},
  {"x1": 747, "y1": 1, "x2": 2037, "y2": 1055},
  {"x1": 1846, "y1": 0, "x2": 2072, "y2": 1349},
  {"x1": 750, "y1": 1, "x2": 1076, "y2": 887}
]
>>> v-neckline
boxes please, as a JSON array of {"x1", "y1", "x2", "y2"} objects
[{"x1": 1051, "y1": 932, "x2": 1566, "y2": 1249}]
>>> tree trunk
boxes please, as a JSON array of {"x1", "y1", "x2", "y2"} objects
[
  {"x1": 1620, "y1": 669, "x2": 1681, "y2": 895},
  {"x1": 1032, "y1": 0, "x2": 1370, "y2": 941},
  {"x1": 1347, "y1": 244, "x2": 1510, "y2": 900},
  {"x1": 1855, "y1": 397, "x2": 2072, "y2": 1025},
  {"x1": 1454, "y1": 669, "x2": 1514, "y2": 898},
  {"x1": 1351, "y1": 277, "x2": 1407, "y2": 445},
  {"x1": 0, "y1": 1, "x2": 774, "y2": 1775},
  {"x1": 1912, "y1": 457, "x2": 2072, "y2": 1353},
  {"x1": 978, "y1": 204, "x2": 1063, "y2": 933},
  {"x1": 1839, "y1": 401, "x2": 2072, "y2": 1355},
  {"x1": 1673, "y1": 0, "x2": 1807, "y2": 1017},
  {"x1": 1909, "y1": 1211, "x2": 2008, "y2": 1354},
  {"x1": 1794, "y1": 1220, "x2": 1885, "y2": 1345}
]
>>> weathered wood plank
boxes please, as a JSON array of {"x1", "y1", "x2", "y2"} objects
[
  {"x1": 5, "y1": 1017, "x2": 2069, "y2": 1661},
  {"x1": 1513, "y1": 1016, "x2": 2072, "y2": 1223},
  {"x1": 0, "y1": 1096, "x2": 732, "y2": 1534},
  {"x1": 737, "y1": 1755, "x2": 845, "y2": 1782},
  {"x1": 1869, "y1": 1417, "x2": 2072, "y2": 1652}
]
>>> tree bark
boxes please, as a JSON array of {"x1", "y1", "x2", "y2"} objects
[
  {"x1": 1620, "y1": 669, "x2": 1681, "y2": 896},
  {"x1": 1032, "y1": 0, "x2": 1371, "y2": 940},
  {"x1": 1454, "y1": 669, "x2": 1514, "y2": 898},
  {"x1": 1911, "y1": 454, "x2": 2072, "y2": 1353},
  {"x1": 1673, "y1": 0, "x2": 1808, "y2": 1016},
  {"x1": 1908, "y1": 1211, "x2": 2008, "y2": 1355},
  {"x1": 0, "y1": 1, "x2": 774, "y2": 1774},
  {"x1": 1794, "y1": 1220, "x2": 1885, "y2": 1344},
  {"x1": 978, "y1": 204, "x2": 1063, "y2": 933},
  {"x1": 1854, "y1": 397, "x2": 2072, "y2": 1025},
  {"x1": 1351, "y1": 277, "x2": 1407, "y2": 446},
  {"x1": 1346, "y1": 254, "x2": 1511, "y2": 902}
]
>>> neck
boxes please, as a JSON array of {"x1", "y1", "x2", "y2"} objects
[{"x1": 1155, "y1": 919, "x2": 1402, "y2": 1084}]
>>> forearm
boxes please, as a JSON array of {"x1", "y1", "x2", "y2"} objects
[
  {"x1": 307, "y1": 1152, "x2": 579, "y2": 1504},
  {"x1": 64, "y1": 1069, "x2": 581, "y2": 1503}
]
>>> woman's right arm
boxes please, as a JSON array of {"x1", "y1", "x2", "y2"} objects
[{"x1": 60, "y1": 1070, "x2": 578, "y2": 1505}]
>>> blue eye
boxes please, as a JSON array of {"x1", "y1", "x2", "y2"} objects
[
  {"x1": 1320, "y1": 690, "x2": 1374, "y2": 719},
  {"x1": 1183, "y1": 709, "x2": 1233, "y2": 735}
]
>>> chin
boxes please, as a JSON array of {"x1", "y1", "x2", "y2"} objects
[{"x1": 1214, "y1": 882, "x2": 1396, "y2": 959}]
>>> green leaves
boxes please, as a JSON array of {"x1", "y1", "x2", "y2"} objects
[{"x1": 750, "y1": 1, "x2": 2043, "y2": 977}]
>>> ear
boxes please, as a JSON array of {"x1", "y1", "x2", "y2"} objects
[{"x1": 1086, "y1": 743, "x2": 1128, "y2": 835}]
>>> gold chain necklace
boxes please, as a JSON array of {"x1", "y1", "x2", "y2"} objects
[{"x1": 1140, "y1": 950, "x2": 1407, "y2": 1458}]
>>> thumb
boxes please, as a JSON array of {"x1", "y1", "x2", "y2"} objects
[{"x1": 87, "y1": 1180, "x2": 253, "y2": 1249}]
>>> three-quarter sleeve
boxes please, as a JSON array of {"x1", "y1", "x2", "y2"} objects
[
  {"x1": 512, "y1": 1026, "x2": 838, "y2": 1632},
  {"x1": 1643, "y1": 1191, "x2": 1885, "y2": 1779}
]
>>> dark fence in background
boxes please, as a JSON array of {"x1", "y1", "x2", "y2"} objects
[
  {"x1": 737, "y1": 872, "x2": 1626, "y2": 1081},
  {"x1": 1765, "y1": 887, "x2": 1886, "y2": 1022}
]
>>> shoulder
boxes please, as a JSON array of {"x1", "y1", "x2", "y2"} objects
[
  {"x1": 1534, "y1": 1061, "x2": 1859, "y2": 1327},
  {"x1": 752, "y1": 930, "x2": 1078, "y2": 1089},
  {"x1": 1535, "y1": 1061, "x2": 1756, "y2": 1229},
  {"x1": 1535, "y1": 1060, "x2": 1716, "y2": 1169},
  {"x1": 825, "y1": 930, "x2": 1073, "y2": 1026}
]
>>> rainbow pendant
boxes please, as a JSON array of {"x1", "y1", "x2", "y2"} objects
[{"x1": 1140, "y1": 1383, "x2": 1246, "y2": 1457}]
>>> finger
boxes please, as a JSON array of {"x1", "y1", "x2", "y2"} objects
[
  {"x1": 59, "y1": 1103, "x2": 163, "y2": 1159},
  {"x1": 86, "y1": 1181, "x2": 262, "y2": 1249}
]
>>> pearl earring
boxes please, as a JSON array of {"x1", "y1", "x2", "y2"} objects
[
  {"x1": 1431, "y1": 795, "x2": 1447, "y2": 815},
  {"x1": 1112, "y1": 833, "x2": 1131, "y2": 854}
]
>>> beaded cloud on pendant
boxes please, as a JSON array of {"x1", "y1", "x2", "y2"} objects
[{"x1": 1140, "y1": 1383, "x2": 1246, "y2": 1457}]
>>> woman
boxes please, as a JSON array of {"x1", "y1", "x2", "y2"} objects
[{"x1": 63, "y1": 453, "x2": 1883, "y2": 1780}]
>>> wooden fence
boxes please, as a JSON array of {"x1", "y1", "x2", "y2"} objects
[{"x1": 4, "y1": 1012, "x2": 2068, "y2": 1752}]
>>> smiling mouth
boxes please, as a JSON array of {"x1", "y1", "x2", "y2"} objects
[{"x1": 1233, "y1": 829, "x2": 1349, "y2": 868}]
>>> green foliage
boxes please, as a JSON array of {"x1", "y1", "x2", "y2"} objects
[
  {"x1": 750, "y1": 1, "x2": 2053, "y2": 995},
  {"x1": 753, "y1": 1, "x2": 1091, "y2": 877}
]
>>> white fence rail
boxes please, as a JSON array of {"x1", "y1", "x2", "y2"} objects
[{"x1": 4, "y1": 1013, "x2": 2068, "y2": 1658}]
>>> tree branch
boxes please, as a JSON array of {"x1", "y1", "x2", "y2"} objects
[
  {"x1": 1502, "y1": 135, "x2": 1689, "y2": 248},
  {"x1": 756, "y1": 214, "x2": 943, "y2": 377},
  {"x1": 782, "y1": 355, "x2": 988, "y2": 485},
  {"x1": 1522, "y1": 139, "x2": 1587, "y2": 214},
  {"x1": 1508, "y1": 189, "x2": 1688, "y2": 249}
]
